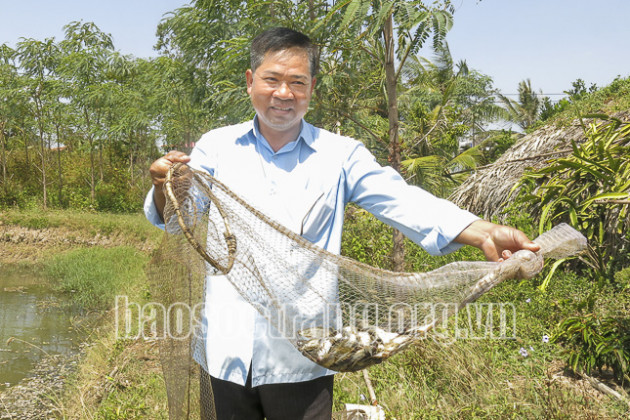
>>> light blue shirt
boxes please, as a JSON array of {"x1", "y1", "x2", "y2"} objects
[{"x1": 144, "y1": 117, "x2": 479, "y2": 387}]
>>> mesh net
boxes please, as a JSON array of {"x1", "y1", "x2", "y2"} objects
[{"x1": 147, "y1": 163, "x2": 588, "y2": 419}]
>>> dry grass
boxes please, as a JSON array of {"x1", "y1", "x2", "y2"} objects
[
  {"x1": 56, "y1": 318, "x2": 169, "y2": 419},
  {"x1": 0, "y1": 210, "x2": 160, "y2": 264},
  {"x1": 334, "y1": 339, "x2": 629, "y2": 419}
]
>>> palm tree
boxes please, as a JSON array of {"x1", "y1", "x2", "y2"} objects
[
  {"x1": 497, "y1": 79, "x2": 541, "y2": 131},
  {"x1": 320, "y1": 0, "x2": 455, "y2": 271},
  {"x1": 399, "y1": 43, "x2": 505, "y2": 196}
]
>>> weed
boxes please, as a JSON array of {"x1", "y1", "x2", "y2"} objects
[{"x1": 43, "y1": 246, "x2": 148, "y2": 311}]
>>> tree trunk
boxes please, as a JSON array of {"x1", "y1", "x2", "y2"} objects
[
  {"x1": 308, "y1": 0, "x2": 316, "y2": 20},
  {"x1": 56, "y1": 124, "x2": 63, "y2": 206},
  {"x1": 35, "y1": 96, "x2": 48, "y2": 210},
  {"x1": 107, "y1": 118, "x2": 113, "y2": 167},
  {"x1": 383, "y1": 13, "x2": 405, "y2": 271},
  {"x1": 23, "y1": 132, "x2": 29, "y2": 167},
  {"x1": 99, "y1": 139, "x2": 104, "y2": 182},
  {"x1": 38, "y1": 127, "x2": 47, "y2": 210},
  {"x1": 97, "y1": 115, "x2": 104, "y2": 182},
  {"x1": 0, "y1": 123, "x2": 6, "y2": 194},
  {"x1": 89, "y1": 135, "x2": 95, "y2": 202},
  {"x1": 84, "y1": 108, "x2": 96, "y2": 203},
  {"x1": 129, "y1": 132, "x2": 135, "y2": 187}
]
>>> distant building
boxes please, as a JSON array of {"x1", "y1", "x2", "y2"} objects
[{"x1": 49, "y1": 141, "x2": 67, "y2": 152}]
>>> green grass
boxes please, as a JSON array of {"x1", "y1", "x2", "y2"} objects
[
  {"x1": 338, "y1": 209, "x2": 629, "y2": 418},
  {"x1": 43, "y1": 246, "x2": 148, "y2": 311},
  {"x1": 334, "y1": 269, "x2": 630, "y2": 418},
  {"x1": 3, "y1": 208, "x2": 628, "y2": 419}
]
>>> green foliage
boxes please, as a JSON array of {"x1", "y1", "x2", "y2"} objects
[
  {"x1": 497, "y1": 79, "x2": 541, "y2": 131},
  {"x1": 513, "y1": 116, "x2": 630, "y2": 282},
  {"x1": 394, "y1": 51, "x2": 504, "y2": 195},
  {"x1": 535, "y1": 76, "x2": 630, "y2": 129},
  {"x1": 341, "y1": 205, "x2": 394, "y2": 269},
  {"x1": 534, "y1": 78, "x2": 600, "y2": 129},
  {"x1": 43, "y1": 246, "x2": 147, "y2": 310},
  {"x1": 0, "y1": 188, "x2": 41, "y2": 210},
  {"x1": 511, "y1": 115, "x2": 630, "y2": 388},
  {"x1": 553, "y1": 314, "x2": 630, "y2": 383},
  {"x1": 614, "y1": 266, "x2": 630, "y2": 290},
  {"x1": 341, "y1": 203, "x2": 486, "y2": 272},
  {"x1": 538, "y1": 96, "x2": 570, "y2": 122},
  {"x1": 565, "y1": 78, "x2": 599, "y2": 102},
  {"x1": 317, "y1": 0, "x2": 497, "y2": 211},
  {"x1": 478, "y1": 129, "x2": 519, "y2": 165}
]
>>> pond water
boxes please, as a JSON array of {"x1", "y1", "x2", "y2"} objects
[{"x1": 0, "y1": 265, "x2": 81, "y2": 389}]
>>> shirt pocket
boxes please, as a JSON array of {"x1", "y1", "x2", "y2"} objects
[{"x1": 299, "y1": 187, "x2": 336, "y2": 243}]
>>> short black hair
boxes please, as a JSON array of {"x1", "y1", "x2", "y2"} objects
[{"x1": 250, "y1": 27, "x2": 319, "y2": 77}]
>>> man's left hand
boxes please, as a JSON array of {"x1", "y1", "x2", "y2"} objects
[{"x1": 455, "y1": 220, "x2": 541, "y2": 262}]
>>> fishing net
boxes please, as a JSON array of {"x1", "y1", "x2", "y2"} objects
[{"x1": 147, "y1": 163, "x2": 588, "y2": 419}]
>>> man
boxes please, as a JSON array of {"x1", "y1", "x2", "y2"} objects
[{"x1": 146, "y1": 27, "x2": 540, "y2": 419}]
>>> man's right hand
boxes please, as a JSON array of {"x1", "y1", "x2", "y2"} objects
[
  {"x1": 150, "y1": 150, "x2": 191, "y2": 189},
  {"x1": 149, "y1": 151, "x2": 191, "y2": 220}
]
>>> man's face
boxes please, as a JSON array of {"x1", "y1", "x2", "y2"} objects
[{"x1": 246, "y1": 48, "x2": 315, "y2": 140}]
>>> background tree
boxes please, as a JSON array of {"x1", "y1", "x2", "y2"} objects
[
  {"x1": 319, "y1": 0, "x2": 456, "y2": 270},
  {"x1": 0, "y1": 44, "x2": 22, "y2": 197},
  {"x1": 16, "y1": 37, "x2": 60, "y2": 210},
  {"x1": 0, "y1": 3, "x2": 505, "y2": 223},
  {"x1": 156, "y1": 0, "x2": 329, "y2": 128},
  {"x1": 497, "y1": 78, "x2": 541, "y2": 131},
  {"x1": 58, "y1": 21, "x2": 115, "y2": 203},
  {"x1": 399, "y1": 44, "x2": 506, "y2": 196}
]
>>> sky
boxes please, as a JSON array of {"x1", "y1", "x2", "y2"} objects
[
  {"x1": 0, "y1": 0, "x2": 190, "y2": 58},
  {"x1": 447, "y1": 0, "x2": 630, "y2": 98},
  {"x1": 1, "y1": 0, "x2": 629, "y2": 100}
]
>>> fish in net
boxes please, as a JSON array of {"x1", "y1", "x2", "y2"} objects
[{"x1": 147, "y1": 163, "x2": 588, "y2": 419}]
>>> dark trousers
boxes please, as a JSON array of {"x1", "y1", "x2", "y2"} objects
[{"x1": 200, "y1": 367, "x2": 334, "y2": 420}]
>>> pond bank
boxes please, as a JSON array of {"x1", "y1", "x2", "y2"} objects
[
  {"x1": 0, "y1": 210, "x2": 163, "y2": 418},
  {"x1": 0, "y1": 353, "x2": 80, "y2": 419},
  {"x1": 0, "y1": 220, "x2": 156, "y2": 264}
]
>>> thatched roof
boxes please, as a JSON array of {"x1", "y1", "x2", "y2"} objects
[{"x1": 449, "y1": 111, "x2": 630, "y2": 221}]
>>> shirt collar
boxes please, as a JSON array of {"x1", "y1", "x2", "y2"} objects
[{"x1": 250, "y1": 115, "x2": 318, "y2": 153}]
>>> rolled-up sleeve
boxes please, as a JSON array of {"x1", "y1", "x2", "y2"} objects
[{"x1": 343, "y1": 143, "x2": 479, "y2": 256}]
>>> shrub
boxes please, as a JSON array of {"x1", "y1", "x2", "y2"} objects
[
  {"x1": 513, "y1": 115, "x2": 630, "y2": 283},
  {"x1": 553, "y1": 314, "x2": 630, "y2": 384},
  {"x1": 614, "y1": 266, "x2": 630, "y2": 289}
]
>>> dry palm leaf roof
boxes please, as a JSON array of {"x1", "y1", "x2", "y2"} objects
[{"x1": 449, "y1": 111, "x2": 630, "y2": 221}]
